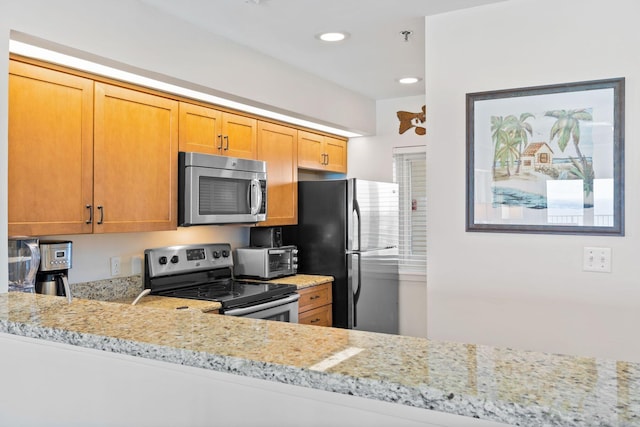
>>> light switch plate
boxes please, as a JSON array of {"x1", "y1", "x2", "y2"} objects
[{"x1": 583, "y1": 247, "x2": 611, "y2": 273}]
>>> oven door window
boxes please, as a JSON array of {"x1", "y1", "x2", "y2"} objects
[{"x1": 268, "y1": 251, "x2": 292, "y2": 272}]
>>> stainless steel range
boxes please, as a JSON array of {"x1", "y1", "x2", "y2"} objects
[{"x1": 144, "y1": 243, "x2": 299, "y2": 322}]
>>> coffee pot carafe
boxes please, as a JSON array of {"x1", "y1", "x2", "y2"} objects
[
  {"x1": 36, "y1": 240, "x2": 73, "y2": 303},
  {"x1": 8, "y1": 237, "x2": 40, "y2": 293}
]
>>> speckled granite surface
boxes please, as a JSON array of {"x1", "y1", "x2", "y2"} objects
[
  {"x1": 1, "y1": 292, "x2": 638, "y2": 426},
  {"x1": 70, "y1": 275, "x2": 144, "y2": 300},
  {"x1": 263, "y1": 274, "x2": 334, "y2": 290},
  {"x1": 110, "y1": 295, "x2": 221, "y2": 312}
]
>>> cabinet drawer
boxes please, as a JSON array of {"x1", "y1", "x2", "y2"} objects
[
  {"x1": 299, "y1": 304, "x2": 332, "y2": 327},
  {"x1": 297, "y1": 282, "x2": 332, "y2": 312}
]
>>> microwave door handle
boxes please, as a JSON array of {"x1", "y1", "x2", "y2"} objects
[{"x1": 249, "y1": 178, "x2": 262, "y2": 215}]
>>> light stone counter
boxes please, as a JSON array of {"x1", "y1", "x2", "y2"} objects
[
  {"x1": 110, "y1": 294, "x2": 221, "y2": 312},
  {"x1": 1, "y1": 291, "x2": 638, "y2": 426},
  {"x1": 263, "y1": 274, "x2": 334, "y2": 290}
]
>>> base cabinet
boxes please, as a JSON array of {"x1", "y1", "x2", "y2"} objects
[{"x1": 297, "y1": 282, "x2": 332, "y2": 327}]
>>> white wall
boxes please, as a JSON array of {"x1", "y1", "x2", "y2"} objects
[
  {"x1": 348, "y1": 95, "x2": 428, "y2": 338},
  {"x1": 0, "y1": 0, "x2": 377, "y2": 286},
  {"x1": 426, "y1": 0, "x2": 640, "y2": 362}
]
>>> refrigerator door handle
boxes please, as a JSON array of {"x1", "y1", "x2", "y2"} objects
[
  {"x1": 352, "y1": 251, "x2": 361, "y2": 328},
  {"x1": 353, "y1": 198, "x2": 361, "y2": 252},
  {"x1": 352, "y1": 196, "x2": 362, "y2": 327}
]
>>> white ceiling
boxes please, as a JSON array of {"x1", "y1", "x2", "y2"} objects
[{"x1": 139, "y1": 0, "x2": 506, "y2": 100}]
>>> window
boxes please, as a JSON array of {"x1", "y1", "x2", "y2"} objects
[{"x1": 393, "y1": 146, "x2": 427, "y2": 274}]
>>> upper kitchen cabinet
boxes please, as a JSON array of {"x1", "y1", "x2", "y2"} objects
[
  {"x1": 94, "y1": 83, "x2": 179, "y2": 233},
  {"x1": 8, "y1": 60, "x2": 94, "y2": 236},
  {"x1": 297, "y1": 130, "x2": 347, "y2": 173},
  {"x1": 257, "y1": 121, "x2": 298, "y2": 226},
  {"x1": 179, "y1": 102, "x2": 257, "y2": 159}
]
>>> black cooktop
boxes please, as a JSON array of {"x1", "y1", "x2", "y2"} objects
[{"x1": 155, "y1": 278, "x2": 297, "y2": 310}]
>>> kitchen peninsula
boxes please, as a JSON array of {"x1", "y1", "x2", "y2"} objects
[{"x1": 0, "y1": 291, "x2": 638, "y2": 426}]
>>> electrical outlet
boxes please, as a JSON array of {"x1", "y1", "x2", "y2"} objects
[
  {"x1": 583, "y1": 247, "x2": 612, "y2": 273},
  {"x1": 110, "y1": 256, "x2": 121, "y2": 276}
]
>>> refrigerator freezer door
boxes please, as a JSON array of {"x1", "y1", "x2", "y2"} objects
[{"x1": 353, "y1": 247, "x2": 399, "y2": 334}]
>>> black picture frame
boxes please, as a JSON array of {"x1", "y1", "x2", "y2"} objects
[{"x1": 466, "y1": 78, "x2": 625, "y2": 235}]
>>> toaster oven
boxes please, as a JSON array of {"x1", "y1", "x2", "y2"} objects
[{"x1": 234, "y1": 246, "x2": 298, "y2": 280}]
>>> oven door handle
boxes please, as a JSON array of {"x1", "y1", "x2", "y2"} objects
[{"x1": 224, "y1": 293, "x2": 299, "y2": 317}]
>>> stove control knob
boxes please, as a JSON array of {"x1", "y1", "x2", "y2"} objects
[
  {"x1": 170, "y1": 255, "x2": 179, "y2": 264},
  {"x1": 221, "y1": 250, "x2": 230, "y2": 258},
  {"x1": 158, "y1": 256, "x2": 168, "y2": 265},
  {"x1": 212, "y1": 250, "x2": 221, "y2": 259}
]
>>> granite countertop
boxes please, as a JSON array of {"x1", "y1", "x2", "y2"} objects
[
  {"x1": 259, "y1": 274, "x2": 334, "y2": 290},
  {"x1": 110, "y1": 294, "x2": 222, "y2": 312},
  {"x1": 1, "y1": 292, "x2": 638, "y2": 427}
]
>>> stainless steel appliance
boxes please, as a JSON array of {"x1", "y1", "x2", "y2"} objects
[
  {"x1": 178, "y1": 152, "x2": 267, "y2": 226},
  {"x1": 144, "y1": 243, "x2": 299, "y2": 322},
  {"x1": 234, "y1": 245, "x2": 298, "y2": 280},
  {"x1": 36, "y1": 240, "x2": 73, "y2": 303},
  {"x1": 8, "y1": 237, "x2": 40, "y2": 293},
  {"x1": 283, "y1": 179, "x2": 399, "y2": 334},
  {"x1": 250, "y1": 227, "x2": 283, "y2": 247}
]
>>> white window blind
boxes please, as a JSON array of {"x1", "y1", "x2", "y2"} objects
[{"x1": 393, "y1": 146, "x2": 427, "y2": 274}]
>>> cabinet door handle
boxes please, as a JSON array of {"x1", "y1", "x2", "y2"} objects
[
  {"x1": 217, "y1": 134, "x2": 223, "y2": 150},
  {"x1": 85, "y1": 204, "x2": 93, "y2": 224},
  {"x1": 223, "y1": 135, "x2": 229, "y2": 151},
  {"x1": 97, "y1": 205, "x2": 104, "y2": 225}
]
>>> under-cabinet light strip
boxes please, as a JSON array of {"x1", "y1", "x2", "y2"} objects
[{"x1": 9, "y1": 40, "x2": 362, "y2": 138}]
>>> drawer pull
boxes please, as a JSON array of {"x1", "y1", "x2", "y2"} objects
[
  {"x1": 310, "y1": 318, "x2": 320, "y2": 323},
  {"x1": 310, "y1": 295, "x2": 320, "y2": 300}
]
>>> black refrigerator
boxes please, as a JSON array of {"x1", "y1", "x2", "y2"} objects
[{"x1": 283, "y1": 179, "x2": 399, "y2": 334}]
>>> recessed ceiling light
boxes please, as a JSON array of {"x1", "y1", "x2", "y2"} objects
[
  {"x1": 316, "y1": 32, "x2": 349, "y2": 42},
  {"x1": 398, "y1": 77, "x2": 422, "y2": 85}
]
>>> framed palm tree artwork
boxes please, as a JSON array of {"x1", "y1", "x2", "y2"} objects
[{"x1": 466, "y1": 78, "x2": 624, "y2": 235}]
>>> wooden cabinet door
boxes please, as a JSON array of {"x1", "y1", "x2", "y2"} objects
[
  {"x1": 222, "y1": 112, "x2": 257, "y2": 159},
  {"x1": 297, "y1": 130, "x2": 324, "y2": 170},
  {"x1": 257, "y1": 121, "x2": 298, "y2": 226},
  {"x1": 324, "y1": 136, "x2": 347, "y2": 173},
  {"x1": 8, "y1": 60, "x2": 94, "y2": 236},
  {"x1": 93, "y1": 83, "x2": 178, "y2": 233},
  {"x1": 178, "y1": 102, "x2": 222, "y2": 155}
]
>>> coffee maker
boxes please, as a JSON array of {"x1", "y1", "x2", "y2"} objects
[{"x1": 36, "y1": 240, "x2": 73, "y2": 303}]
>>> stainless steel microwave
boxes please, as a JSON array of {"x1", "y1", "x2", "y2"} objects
[
  {"x1": 234, "y1": 245, "x2": 298, "y2": 280},
  {"x1": 178, "y1": 152, "x2": 267, "y2": 226}
]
